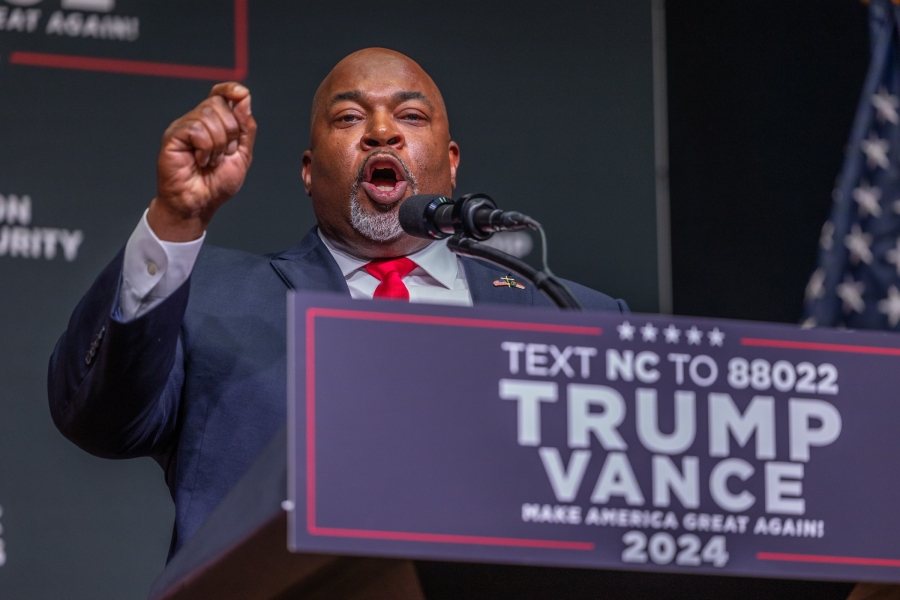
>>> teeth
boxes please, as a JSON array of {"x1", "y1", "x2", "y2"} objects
[{"x1": 377, "y1": 185, "x2": 393, "y2": 191}]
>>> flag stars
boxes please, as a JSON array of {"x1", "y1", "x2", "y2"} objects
[
  {"x1": 707, "y1": 327, "x2": 725, "y2": 347},
  {"x1": 845, "y1": 224, "x2": 874, "y2": 264},
  {"x1": 852, "y1": 181, "x2": 882, "y2": 217},
  {"x1": 809, "y1": 93, "x2": 900, "y2": 325},
  {"x1": 685, "y1": 326, "x2": 703, "y2": 345},
  {"x1": 806, "y1": 268, "x2": 826, "y2": 301},
  {"x1": 861, "y1": 133, "x2": 890, "y2": 170},
  {"x1": 663, "y1": 324, "x2": 681, "y2": 344},
  {"x1": 878, "y1": 286, "x2": 900, "y2": 327},
  {"x1": 836, "y1": 275, "x2": 866, "y2": 314},
  {"x1": 885, "y1": 239, "x2": 900, "y2": 275},
  {"x1": 872, "y1": 87, "x2": 900, "y2": 124},
  {"x1": 617, "y1": 321, "x2": 635, "y2": 341},
  {"x1": 640, "y1": 323, "x2": 659, "y2": 342},
  {"x1": 820, "y1": 221, "x2": 835, "y2": 250}
]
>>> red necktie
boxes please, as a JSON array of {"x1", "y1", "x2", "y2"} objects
[{"x1": 365, "y1": 257, "x2": 418, "y2": 301}]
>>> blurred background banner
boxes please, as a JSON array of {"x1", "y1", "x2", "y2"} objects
[{"x1": 0, "y1": 1, "x2": 659, "y2": 597}]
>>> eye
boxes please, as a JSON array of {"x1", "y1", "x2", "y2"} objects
[
  {"x1": 399, "y1": 111, "x2": 427, "y2": 124},
  {"x1": 333, "y1": 110, "x2": 364, "y2": 126}
]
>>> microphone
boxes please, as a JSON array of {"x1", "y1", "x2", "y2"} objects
[{"x1": 399, "y1": 193, "x2": 531, "y2": 241}]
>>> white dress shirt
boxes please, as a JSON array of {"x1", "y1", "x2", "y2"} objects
[
  {"x1": 317, "y1": 232, "x2": 472, "y2": 306},
  {"x1": 118, "y1": 210, "x2": 206, "y2": 321},
  {"x1": 117, "y1": 210, "x2": 472, "y2": 322}
]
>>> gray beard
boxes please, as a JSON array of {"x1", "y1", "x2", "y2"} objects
[{"x1": 349, "y1": 194, "x2": 404, "y2": 243}]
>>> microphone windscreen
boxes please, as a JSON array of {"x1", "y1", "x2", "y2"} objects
[{"x1": 399, "y1": 194, "x2": 448, "y2": 239}]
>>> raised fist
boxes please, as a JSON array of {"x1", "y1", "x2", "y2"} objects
[{"x1": 148, "y1": 82, "x2": 257, "y2": 242}]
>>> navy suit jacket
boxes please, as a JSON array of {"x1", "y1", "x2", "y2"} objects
[{"x1": 48, "y1": 228, "x2": 628, "y2": 559}]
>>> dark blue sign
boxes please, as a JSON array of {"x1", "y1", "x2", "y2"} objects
[{"x1": 287, "y1": 292, "x2": 900, "y2": 582}]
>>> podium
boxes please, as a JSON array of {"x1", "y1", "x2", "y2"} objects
[
  {"x1": 147, "y1": 426, "x2": 425, "y2": 600},
  {"x1": 150, "y1": 292, "x2": 900, "y2": 598}
]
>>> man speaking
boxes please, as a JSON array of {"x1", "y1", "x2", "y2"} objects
[{"x1": 47, "y1": 48, "x2": 627, "y2": 558}]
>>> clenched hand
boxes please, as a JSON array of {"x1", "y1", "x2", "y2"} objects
[{"x1": 148, "y1": 82, "x2": 257, "y2": 242}]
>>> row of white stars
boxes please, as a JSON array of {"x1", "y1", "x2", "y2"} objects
[{"x1": 616, "y1": 321, "x2": 725, "y2": 346}]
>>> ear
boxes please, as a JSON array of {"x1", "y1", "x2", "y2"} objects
[
  {"x1": 302, "y1": 151, "x2": 313, "y2": 196},
  {"x1": 448, "y1": 141, "x2": 460, "y2": 190}
]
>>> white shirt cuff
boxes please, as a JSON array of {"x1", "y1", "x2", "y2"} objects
[{"x1": 117, "y1": 209, "x2": 205, "y2": 321}]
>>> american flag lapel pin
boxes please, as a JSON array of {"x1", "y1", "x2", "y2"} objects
[{"x1": 493, "y1": 275, "x2": 525, "y2": 290}]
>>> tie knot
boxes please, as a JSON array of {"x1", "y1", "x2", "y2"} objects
[
  {"x1": 365, "y1": 257, "x2": 418, "y2": 301},
  {"x1": 364, "y1": 257, "x2": 418, "y2": 281}
]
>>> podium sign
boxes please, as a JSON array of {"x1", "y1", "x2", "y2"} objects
[{"x1": 287, "y1": 292, "x2": 900, "y2": 582}]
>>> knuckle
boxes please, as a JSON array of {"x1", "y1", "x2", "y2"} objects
[{"x1": 190, "y1": 127, "x2": 213, "y2": 147}]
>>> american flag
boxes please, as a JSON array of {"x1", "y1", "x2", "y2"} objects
[{"x1": 805, "y1": 0, "x2": 900, "y2": 330}]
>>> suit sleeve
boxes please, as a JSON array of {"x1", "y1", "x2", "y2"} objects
[
  {"x1": 47, "y1": 249, "x2": 189, "y2": 459},
  {"x1": 560, "y1": 279, "x2": 630, "y2": 313}
]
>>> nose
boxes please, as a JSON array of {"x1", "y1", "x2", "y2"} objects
[{"x1": 361, "y1": 109, "x2": 404, "y2": 150}]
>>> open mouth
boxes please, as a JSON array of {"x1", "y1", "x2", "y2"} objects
[{"x1": 360, "y1": 155, "x2": 409, "y2": 205}]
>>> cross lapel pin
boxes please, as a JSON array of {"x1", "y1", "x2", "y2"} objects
[{"x1": 493, "y1": 275, "x2": 525, "y2": 289}]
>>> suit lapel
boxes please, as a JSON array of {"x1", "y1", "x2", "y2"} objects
[
  {"x1": 462, "y1": 256, "x2": 535, "y2": 307},
  {"x1": 270, "y1": 233, "x2": 534, "y2": 306},
  {"x1": 270, "y1": 227, "x2": 350, "y2": 294}
]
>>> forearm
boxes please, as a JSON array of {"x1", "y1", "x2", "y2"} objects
[{"x1": 48, "y1": 238, "x2": 195, "y2": 458}]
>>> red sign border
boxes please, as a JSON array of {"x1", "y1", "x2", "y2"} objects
[
  {"x1": 7, "y1": 0, "x2": 248, "y2": 81},
  {"x1": 302, "y1": 310, "x2": 900, "y2": 567},
  {"x1": 303, "y1": 306, "x2": 601, "y2": 552},
  {"x1": 742, "y1": 335, "x2": 900, "y2": 568}
]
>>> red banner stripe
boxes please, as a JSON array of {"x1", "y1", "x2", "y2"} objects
[
  {"x1": 8, "y1": 0, "x2": 248, "y2": 81},
  {"x1": 741, "y1": 337, "x2": 900, "y2": 356},
  {"x1": 757, "y1": 552, "x2": 900, "y2": 567}
]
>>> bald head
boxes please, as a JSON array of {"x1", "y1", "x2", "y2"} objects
[
  {"x1": 302, "y1": 48, "x2": 460, "y2": 259},
  {"x1": 310, "y1": 48, "x2": 448, "y2": 135}
]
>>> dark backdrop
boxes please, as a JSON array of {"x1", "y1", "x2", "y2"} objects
[
  {"x1": 0, "y1": 1, "x2": 658, "y2": 598},
  {"x1": 667, "y1": 0, "x2": 871, "y2": 323}
]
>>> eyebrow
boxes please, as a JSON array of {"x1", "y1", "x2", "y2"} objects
[
  {"x1": 393, "y1": 91, "x2": 433, "y2": 110},
  {"x1": 329, "y1": 90, "x2": 363, "y2": 106},
  {"x1": 328, "y1": 89, "x2": 433, "y2": 111}
]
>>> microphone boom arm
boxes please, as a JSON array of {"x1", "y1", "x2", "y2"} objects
[{"x1": 447, "y1": 236, "x2": 582, "y2": 310}]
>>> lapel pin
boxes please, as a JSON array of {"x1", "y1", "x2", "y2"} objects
[{"x1": 493, "y1": 275, "x2": 525, "y2": 290}]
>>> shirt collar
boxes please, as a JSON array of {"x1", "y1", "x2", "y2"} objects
[{"x1": 317, "y1": 229, "x2": 459, "y2": 290}]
